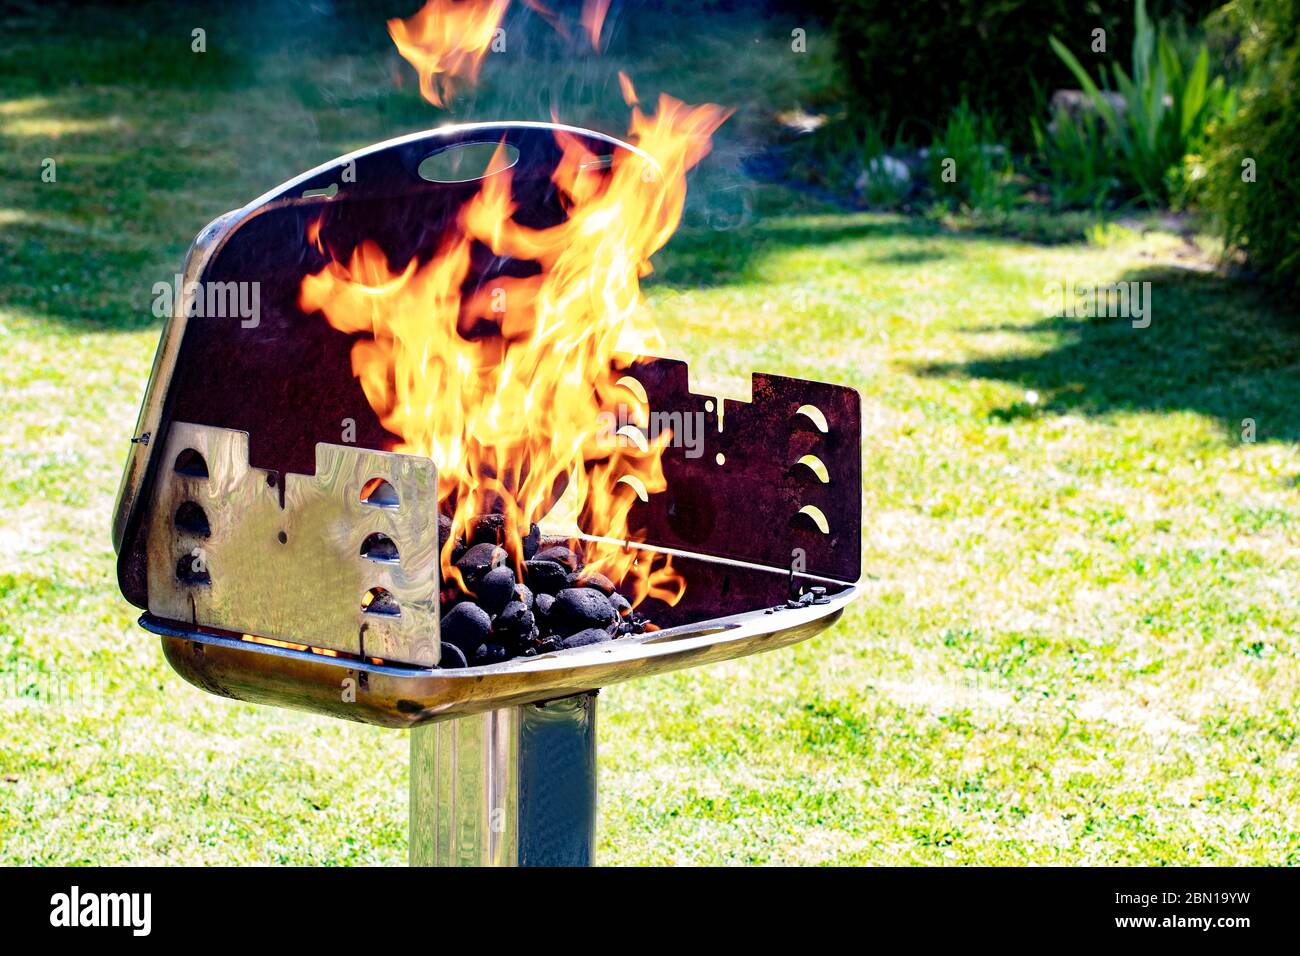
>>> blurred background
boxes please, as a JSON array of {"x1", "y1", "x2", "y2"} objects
[{"x1": 2, "y1": 0, "x2": 1298, "y2": 864}]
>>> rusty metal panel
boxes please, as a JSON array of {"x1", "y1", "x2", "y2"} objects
[{"x1": 584, "y1": 358, "x2": 862, "y2": 584}]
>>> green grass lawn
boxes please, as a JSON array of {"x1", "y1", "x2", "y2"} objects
[{"x1": 3, "y1": 2, "x2": 1299, "y2": 865}]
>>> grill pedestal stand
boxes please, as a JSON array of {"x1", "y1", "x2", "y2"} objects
[{"x1": 409, "y1": 692, "x2": 599, "y2": 866}]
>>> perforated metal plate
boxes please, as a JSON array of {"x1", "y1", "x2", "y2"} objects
[{"x1": 147, "y1": 422, "x2": 440, "y2": 665}]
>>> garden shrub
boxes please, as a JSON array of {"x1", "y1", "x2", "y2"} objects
[
  {"x1": 927, "y1": 102, "x2": 1015, "y2": 212},
  {"x1": 1204, "y1": 0, "x2": 1300, "y2": 287},
  {"x1": 832, "y1": 0, "x2": 1223, "y2": 143},
  {"x1": 1048, "y1": 0, "x2": 1235, "y2": 207}
]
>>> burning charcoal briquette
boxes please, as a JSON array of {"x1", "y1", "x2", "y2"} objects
[
  {"x1": 492, "y1": 601, "x2": 537, "y2": 649},
  {"x1": 522, "y1": 523, "x2": 541, "y2": 560},
  {"x1": 513, "y1": 582, "x2": 534, "y2": 609},
  {"x1": 475, "y1": 565, "x2": 518, "y2": 615},
  {"x1": 559, "y1": 628, "x2": 611, "y2": 650},
  {"x1": 550, "y1": 587, "x2": 617, "y2": 634},
  {"x1": 440, "y1": 601, "x2": 492, "y2": 655},
  {"x1": 534, "y1": 545, "x2": 581, "y2": 572},
  {"x1": 455, "y1": 542, "x2": 507, "y2": 587},
  {"x1": 473, "y1": 643, "x2": 510, "y2": 666},
  {"x1": 534, "y1": 592, "x2": 555, "y2": 623},
  {"x1": 437, "y1": 513, "x2": 452, "y2": 550},
  {"x1": 437, "y1": 641, "x2": 468, "y2": 669},
  {"x1": 525, "y1": 559, "x2": 569, "y2": 595},
  {"x1": 467, "y1": 513, "x2": 508, "y2": 546},
  {"x1": 565, "y1": 570, "x2": 614, "y2": 595},
  {"x1": 609, "y1": 591, "x2": 632, "y2": 617}
]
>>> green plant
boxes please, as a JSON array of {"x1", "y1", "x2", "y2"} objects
[
  {"x1": 832, "y1": 0, "x2": 1224, "y2": 146},
  {"x1": 783, "y1": 114, "x2": 912, "y2": 208},
  {"x1": 1049, "y1": 0, "x2": 1235, "y2": 206},
  {"x1": 1032, "y1": 102, "x2": 1119, "y2": 209},
  {"x1": 927, "y1": 103, "x2": 1015, "y2": 213},
  {"x1": 1204, "y1": 0, "x2": 1300, "y2": 287}
]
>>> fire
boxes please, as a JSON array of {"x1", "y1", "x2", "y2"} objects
[
  {"x1": 300, "y1": 2, "x2": 728, "y2": 609},
  {"x1": 391, "y1": 0, "x2": 614, "y2": 107},
  {"x1": 581, "y1": 0, "x2": 611, "y2": 50},
  {"x1": 387, "y1": 0, "x2": 509, "y2": 108}
]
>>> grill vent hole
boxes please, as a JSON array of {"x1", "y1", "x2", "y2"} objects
[
  {"x1": 360, "y1": 477, "x2": 399, "y2": 509},
  {"x1": 175, "y1": 551, "x2": 211, "y2": 586},
  {"x1": 417, "y1": 142, "x2": 520, "y2": 184},
  {"x1": 174, "y1": 448, "x2": 208, "y2": 478},
  {"x1": 174, "y1": 501, "x2": 210, "y2": 537},
  {"x1": 360, "y1": 533, "x2": 400, "y2": 563},
  {"x1": 362, "y1": 587, "x2": 400, "y2": 616}
]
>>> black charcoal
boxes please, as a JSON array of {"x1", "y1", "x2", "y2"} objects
[
  {"x1": 560, "y1": 628, "x2": 610, "y2": 650},
  {"x1": 513, "y1": 583, "x2": 534, "y2": 609},
  {"x1": 534, "y1": 545, "x2": 581, "y2": 571},
  {"x1": 525, "y1": 559, "x2": 568, "y2": 595},
  {"x1": 565, "y1": 570, "x2": 614, "y2": 595},
  {"x1": 493, "y1": 601, "x2": 536, "y2": 648},
  {"x1": 476, "y1": 565, "x2": 518, "y2": 615},
  {"x1": 551, "y1": 587, "x2": 616, "y2": 633},
  {"x1": 522, "y1": 523, "x2": 541, "y2": 560},
  {"x1": 472, "y1": 643, "x2": 510, "y2": 666},
  {"x1": 437, "y1": 641, "x2": 468, "y2": 669},
  {"x1": 609, "y1": 591, "x2": 631, "y2": 616},
  {"x1": 440, "y1": 602, "x2": 492, "y2": 655},
  {"x1": 456, "y1": 542, "x2": 507, "y2": 586},
  {"x1": 467, "y1": 513, "x2": 508, "y2": 546}
]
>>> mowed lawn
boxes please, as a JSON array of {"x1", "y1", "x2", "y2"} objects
[{"x1": 3, "y1": 3, "x2": 1300, "y2": 865}]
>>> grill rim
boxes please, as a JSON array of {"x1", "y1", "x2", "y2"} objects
[{"x1": 143, "y1": 580, "x2": 856, "y2": 727}]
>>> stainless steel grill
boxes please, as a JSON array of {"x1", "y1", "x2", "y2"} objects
[{"x1": 113, "y1": 123, "x2": 862, "y2": 864}]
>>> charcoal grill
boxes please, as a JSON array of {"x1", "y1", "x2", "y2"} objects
[{"x1": 112, "y1": 123, "x2": 862, "y2": 865}]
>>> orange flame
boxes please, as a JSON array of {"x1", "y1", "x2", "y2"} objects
[
  {"x1": 581, "y1": 0, "x2": 611, "y2": 50},
  {"x1": 387, "y1": 0, "x2": 510, "y2": 108},
  {"x1": 300, "y1": 4, "x2": 729, "y2": 609}
]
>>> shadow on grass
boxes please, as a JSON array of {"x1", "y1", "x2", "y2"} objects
[
  {"x1": 654, "y1": 205, "x2": 964, "y2": 288},
  {"x1": 915, "y1": 264, "x2": 1300, "y2": 443}
]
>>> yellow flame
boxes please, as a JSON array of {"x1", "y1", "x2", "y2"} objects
[
  {"x1": 300, "y1": 3, "x2": 729, "y2": 608},
  {"x1": 387, "y1": 0, "x2": 510, "y2": 108}
]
